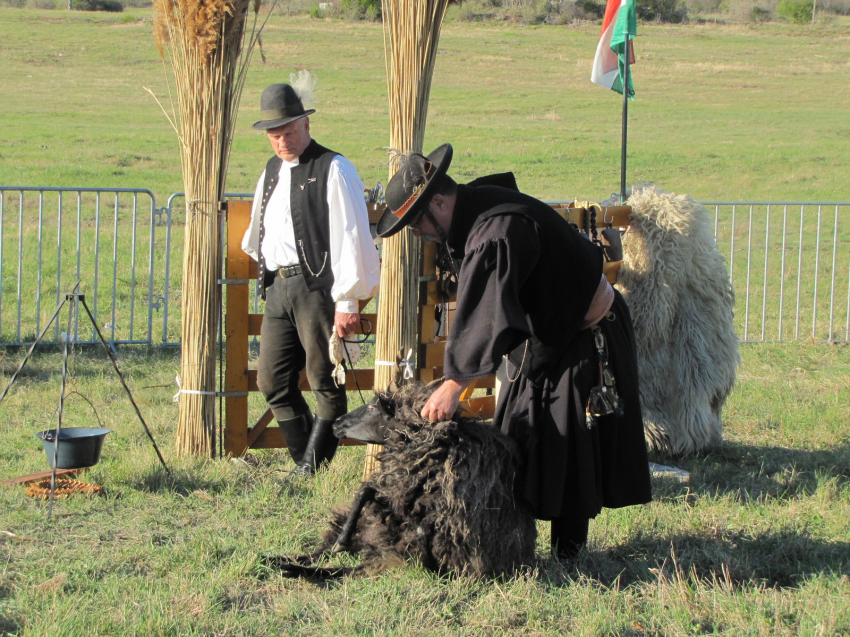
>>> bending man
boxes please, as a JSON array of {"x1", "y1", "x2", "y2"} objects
[{"x1": 376, "y1": 144, "x2": 651, "y2": 559}]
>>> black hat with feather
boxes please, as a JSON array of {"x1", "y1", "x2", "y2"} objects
[{"x1": 376, "y1": 144, "x2": 453, "y2": 238}]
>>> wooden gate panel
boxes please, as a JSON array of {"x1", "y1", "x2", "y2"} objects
[{"x1": 224, "y1": 198, "x2": 629, "y2": 455}]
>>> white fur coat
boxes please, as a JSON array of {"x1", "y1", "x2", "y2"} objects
[{"x1": 617, "y1": 186, "x2": 739, "y2": 455}]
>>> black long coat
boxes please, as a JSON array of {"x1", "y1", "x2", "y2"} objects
[{"x1": 443, "y1": 183, "x2": 652, "y2": 520}]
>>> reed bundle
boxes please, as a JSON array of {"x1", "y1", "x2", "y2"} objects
[
  {"x1": 367, "y1": 0, "x2": 453, "y2": 475},
  {"x1": 152, "y1": 0, "x2": 270, "y2": 456},
  {"x1": 382, "y1": 0, "x2": 452, "y2": 155}
]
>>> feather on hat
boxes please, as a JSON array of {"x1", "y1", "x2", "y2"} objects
[{"x1": 377, "y1": 143, "x2": 453, "y2": 238}]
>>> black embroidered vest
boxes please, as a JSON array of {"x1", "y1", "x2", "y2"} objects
[{"x1": 258, "y1": 140, "x2": 339, "y2": 297}]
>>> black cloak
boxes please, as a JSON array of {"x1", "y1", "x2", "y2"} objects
[{"x1": 443, "y1": 182, "x2": 652, "y2": 520}]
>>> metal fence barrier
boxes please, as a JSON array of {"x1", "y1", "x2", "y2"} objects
[
  {"x1": 704, "y1": 202, "x2": 849, "y2": 343},
  {"x1": 0, "y1": 187, "x2": 846, "y2": 346},
  {"x1": 0, "y1": 187, "x2": 162, "y2": 346}
]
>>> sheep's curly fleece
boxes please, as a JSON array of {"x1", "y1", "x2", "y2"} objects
[
  {"x1": 318, "y1": 383, "x2": 537, "y2": 578},
  {"x1": 618, "y1": 186, "x2": 740, "y2": 456}
]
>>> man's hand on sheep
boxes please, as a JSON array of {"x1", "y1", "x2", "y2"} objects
[
  {"x1": 334, "y1": 311, "x2": 359, "y2": 337},
  {"x1": 420, "y1": 378, "x2": 470, "y2": 422}
]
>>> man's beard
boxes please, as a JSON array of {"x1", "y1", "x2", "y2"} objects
[{"x1": 417, "y1": 232, "x2": 441, "y2": 243}]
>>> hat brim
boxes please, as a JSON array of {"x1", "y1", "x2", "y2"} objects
[
  {"x1": 252, "y1": 109, "x2": 316, "y2": 130},
  {"x1": 376, "y1": 143, "x2": 453, "y2": 238}
]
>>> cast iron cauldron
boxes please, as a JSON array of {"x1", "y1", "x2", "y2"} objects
[{"x1": 35, "y1": 427, "x2": 111, "y2": 469}]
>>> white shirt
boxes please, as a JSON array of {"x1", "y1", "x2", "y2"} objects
[{"x1": 242, "y1": 154, "x2": 381, "y2": 314}]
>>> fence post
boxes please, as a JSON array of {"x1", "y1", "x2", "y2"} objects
[{"x1": 223, "y1": 200, "x2": 252, "y2": 457}]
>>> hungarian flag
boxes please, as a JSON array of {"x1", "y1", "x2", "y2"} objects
[{"x1": 591, "y1": 0, "x2": 637, "y2": 98}]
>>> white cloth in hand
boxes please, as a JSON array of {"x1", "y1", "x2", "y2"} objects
[{"x1": 329, "y1": 332, "x2": 360, "y2": 387}]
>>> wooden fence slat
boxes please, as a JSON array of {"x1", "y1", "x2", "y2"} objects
[
  {"x1": 420, "y1": 280, "x2": 455, "y2": 305},
  {"x1": 458, "y1": 380, "x2": 478, "y2": 402},
  {"x1": 245, "y1": 368, "x2": 461, "y2": 392},
  {"x1": 247, "y1": 314, "x2": 263, "y2": 336},
  {"x1": 246, "y1": 408, "x2": 275, "y2": 448},
  {"x1": 1, "y1": 468, "x2": 88, "y2": 487},
  {"x1": 550, "y1": 204, "x2": 632, "y2": 229},
  {"x1": 419, "y1": 340, "x2": 446, "y2": 369},
  {"x1": 245, "y1": 369, "x2": 377, "y2": 392},
  {"x1": 460, "y1": 395, "x2": 496, "y2": 420},
  {"x1": 246, "y1": 313, "x2": 379, "y2": 336},
  {"x1": 250, "y1": 427, "x2": 365, "y2": 449},
  {"x1": 245, "y1": 408, "x2": 367, "y2": 450},
  {"x1": 418, "y1": 309, "x2": 438, "y2": 345},
  {"x1": 224, "y1": 200, "x2": 253, "y2": 457}
]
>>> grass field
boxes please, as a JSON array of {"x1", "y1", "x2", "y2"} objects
[
  {"x1": 0, "y1": 343, "x2": 847, "y2": 636},
  {"x1": 0, "y1": 8, "x2": 849, "y2": 637},
  {"x1": 1, "y1": 9, "x2": 849, "y2": 201}
]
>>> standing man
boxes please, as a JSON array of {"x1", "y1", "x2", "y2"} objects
[
  {"x1": 376, "y1": 144, "x2": 651, "y2": 559},
  {"x1": 242, "y1": 79, "x2": 380, "y2": 476}
]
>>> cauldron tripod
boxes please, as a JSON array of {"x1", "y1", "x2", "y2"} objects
[{"x1": 0, "y1": 282, "x2": 170, "y2": 518}]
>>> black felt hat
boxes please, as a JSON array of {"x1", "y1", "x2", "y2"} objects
[
  {"x1": 252, "y1": 83, "x2": 316, "y2": 130},
  {"x1": 376, "y1": 144, "x2": 454, "y2": 238}
]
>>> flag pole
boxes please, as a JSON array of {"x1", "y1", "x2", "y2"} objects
[{"x1": 619, "y1": 33, "x2": 631, "y2": 204}]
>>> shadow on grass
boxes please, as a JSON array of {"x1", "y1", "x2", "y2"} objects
[
  {"x1": 0, "y1": 344, "x2": 181, "y2": 385},
  {"x1": 123, "y1": 464, "x2": 313, "y2": 500},
  {"x1": 541, "y1": 527, "x2": 850, "y2": 590},
  {"x1": 649, "y1": 440, "x2": 850, "y2": 503},
  {"x1": 248, "y1": 519, "x2": 849, "y2": 590},
  {"x1": 0, "y1": 578, "x2": 21, "y2": 636},
  {"x1": 254, "y1": 526, "x2": 850, "y2": 591},
  {"x1": 127, "y1": 467, "x2": 233, "y2": 496},
  {"x1": 0, "y1": 618, "x2": 21, "y2": 637},
  {"x1": 257, "y1": 554, "x2": 355, "y2": 587}
]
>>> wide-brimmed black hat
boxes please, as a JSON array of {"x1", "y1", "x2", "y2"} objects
[
  {"x1": 252, "y1": 83, "x2": 316, "y2": 130},
  {"x1": 376, "y1": 143, "x2": 453, "y2": 238}
]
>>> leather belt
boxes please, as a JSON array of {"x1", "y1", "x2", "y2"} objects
[{"x1": 277, "y1": 264, "x2": 302, "y2": 278}]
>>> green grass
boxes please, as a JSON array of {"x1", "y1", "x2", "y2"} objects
[
  {"x1": 0, "y1": 343, "x2": 847, "y2": 635},
  {"x1": 0, "y1": 10, "x2": 848, "y2": 202}
]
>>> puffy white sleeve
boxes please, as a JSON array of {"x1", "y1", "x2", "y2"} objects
[
  {"x1": 327, "y1": 156, "x2": 381, "y2": 313},
  {"x1": 240, "y1": 171, "x2": 266, "y2": 261}
]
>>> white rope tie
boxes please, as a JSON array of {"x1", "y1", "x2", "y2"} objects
[
  {"x1": 173, "y1": 375, "x2": 218, "y2": 402},
  {"x1": 375, "y1": 349, "x2": 414, "y2": 380}
]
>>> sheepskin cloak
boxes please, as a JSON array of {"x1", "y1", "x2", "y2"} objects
[
  {"x1": 618, "y1": 186, "x2": 740, "y2": 456},
  {"x1": 443, "y1": 183, "x2": 652, "y2": 521}
]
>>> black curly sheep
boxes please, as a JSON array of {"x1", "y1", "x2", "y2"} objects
[{"x1": 274, "y1": 382, "x2": 537, "y2": 579}]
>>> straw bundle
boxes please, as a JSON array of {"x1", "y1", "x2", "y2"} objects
[
  {"x1": 382, "y1": 0, "x2": 452, "y2": 156},
  {"x1": 152, "y1": 0, "x2": 269, "y2": 456},
  {"x1": 366, "y1": 0, "x2": 453, "y2": 475}
]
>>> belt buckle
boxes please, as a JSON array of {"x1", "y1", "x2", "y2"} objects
[{"x1": 279, "y1": 265, "x2": 298, "y2": 278}]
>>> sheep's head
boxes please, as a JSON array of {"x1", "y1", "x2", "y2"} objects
[
  {"x1": 333, "y1": 392, "x2": 397, "y2": 444},
  {"x1": 333, "y1": 381, "x2": 451, "y2": 444}
]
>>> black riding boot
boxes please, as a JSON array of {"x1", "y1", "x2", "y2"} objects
[
  {"x1": 294, "y1": 417, "x2": 340, "y2": 475},
  {"x1": 277, "y1": 412, "x2": 312, "y2": 464},
  {"x1": 551, "y1": 515, "x2": 590, "y2": 561}
]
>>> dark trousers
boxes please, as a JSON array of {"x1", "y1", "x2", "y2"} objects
[{"x1": 257, "y1": 273, "x2": 347, "y2": 422}]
